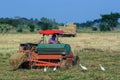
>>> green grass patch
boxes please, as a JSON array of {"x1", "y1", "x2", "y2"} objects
[{"x1": 0, "y1": 49, "x2": 120, "y2": 80}]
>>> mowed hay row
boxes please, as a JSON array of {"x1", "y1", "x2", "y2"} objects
[{"x1": 9, "y1": 52, "x2": 27, "y2": 70}]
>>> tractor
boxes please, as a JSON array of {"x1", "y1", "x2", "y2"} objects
[{"x1": 9, "y1": 30, "x2": 79, "y2": 70}]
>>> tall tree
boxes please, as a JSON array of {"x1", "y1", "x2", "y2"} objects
[{"x1": 100, "y1": 12, "x2": 120, "y2": 30}]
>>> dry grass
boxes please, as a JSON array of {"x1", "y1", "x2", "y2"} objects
[
  {"x1": 1, "y1": 33, "x2": 120, "y2": 53},
  {"x1": 0, "y1": 33, "x2": 120, "y2": 80}
]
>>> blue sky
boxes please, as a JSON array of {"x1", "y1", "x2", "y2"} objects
[{"x1": 0, "y1": 0, "x2": 120, "y2": 23}]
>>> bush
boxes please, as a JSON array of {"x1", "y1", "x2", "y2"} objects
[
  {"x1": 0, "y1": 27, "x2": 3, "y2": 33},
  {"x1": 92, "y1": 27, "x2": 98, "y2": 31},
  {"x1": 99, "y1": 24, "x2": 111, "y2": 31},
  {"x1": 17, "y1": 28, "x2": 23, "y2": 32},
  {"x1": 0, "y1": 24, "x2": 13, "y2": 33},
  {"x1": 28, "y1": 24, "x2": 35, "y2": 32}
]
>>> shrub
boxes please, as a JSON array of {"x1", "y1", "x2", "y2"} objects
[
  {"x1": 17, "y1": 28, "x2": 23, "y2": 32},
  {"x1": 92, "y1": 27, "x2": 98, "y2": 31},
  {"x1": 99, "y1": 24, "x2": 111, "y2": 31},
  {"x1": 28, "y1": 24, "x2": 35, "y2": 32}
]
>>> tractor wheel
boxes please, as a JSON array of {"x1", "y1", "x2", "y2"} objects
[
  {"x1": 20, "y1": 61, "x2": 36, "y2": 69},
  {"x1": 59, "y1": 59, "x2": 71, "y2": 70},
  {"x1": 19, "y1": 61, "x2": 30, "y2": 69}
]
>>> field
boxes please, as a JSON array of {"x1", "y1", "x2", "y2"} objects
[{"x1": 0, "y1": 33, "x2": 120, "y2": 80}]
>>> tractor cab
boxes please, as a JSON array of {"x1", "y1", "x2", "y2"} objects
[{"x1": 39, "y1": 30, "x2": 64, "y2": 44}]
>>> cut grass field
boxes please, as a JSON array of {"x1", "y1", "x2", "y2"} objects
[{"x1": 0, "y1": 33, "x2": 120, "y2": 80}]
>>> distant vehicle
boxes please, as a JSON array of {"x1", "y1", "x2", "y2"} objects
[{"x1": 59, "y1": 22, "x2": 77, "y2": 37}]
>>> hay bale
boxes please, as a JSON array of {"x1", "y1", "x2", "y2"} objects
[
  {"x1": 9, "y1": 52, "x2": 27, "y2": 70},
  {"x1": 59, "y1": 23, "x2": 76, "y2": 34}
]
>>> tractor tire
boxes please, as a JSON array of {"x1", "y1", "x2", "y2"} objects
[
  {"x1": 20, "y1": 61, "x2": 36, "y2": 69},
  {"x1": 19, "y1": 61, "x2": 30, "y2": 69}
]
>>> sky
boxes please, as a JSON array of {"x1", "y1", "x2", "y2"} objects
[{"x1": 0, "y1": 0, "x2": 120, "y2": 23}]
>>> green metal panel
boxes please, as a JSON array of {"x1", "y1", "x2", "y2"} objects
[{"x1": 36, "y1": 44, "x2": 71, "y2": 54}]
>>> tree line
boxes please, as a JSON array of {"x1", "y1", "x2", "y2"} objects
[
  {"x1": 0, "y1": 17, "x2": 60, "y2": 33},
  {"x1": 0, "y1": 12, "x2": 120, "y2": 33},
  {"x1": 75, "y1": 12, "x2": 120, "y2": 31}
]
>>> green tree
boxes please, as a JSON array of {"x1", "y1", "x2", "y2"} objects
[
  {"x1": 99, "y1": 24, "x2": 110, "y2": 31},
  {"x1": 0, "y1": 18, "x2": 20, "y2": 27},
  {"x1": 28, "y1": 24, "x2": 35, "y2": 32},
  {"x1": 40, "y1": 17, "x2": 52, "y2": 30},
  {"x1": 41, "y1": 22, "x2": 52, "y2": 30},
  {"x1": 100, "y1": 12, "x2": 120, "y2": 30},
  {"x1": 0, "y1": 24, "x2": 13, "y2": 33},
  {"x1": 40, "y1": 17, "x2": 58, "y2": 30}
]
